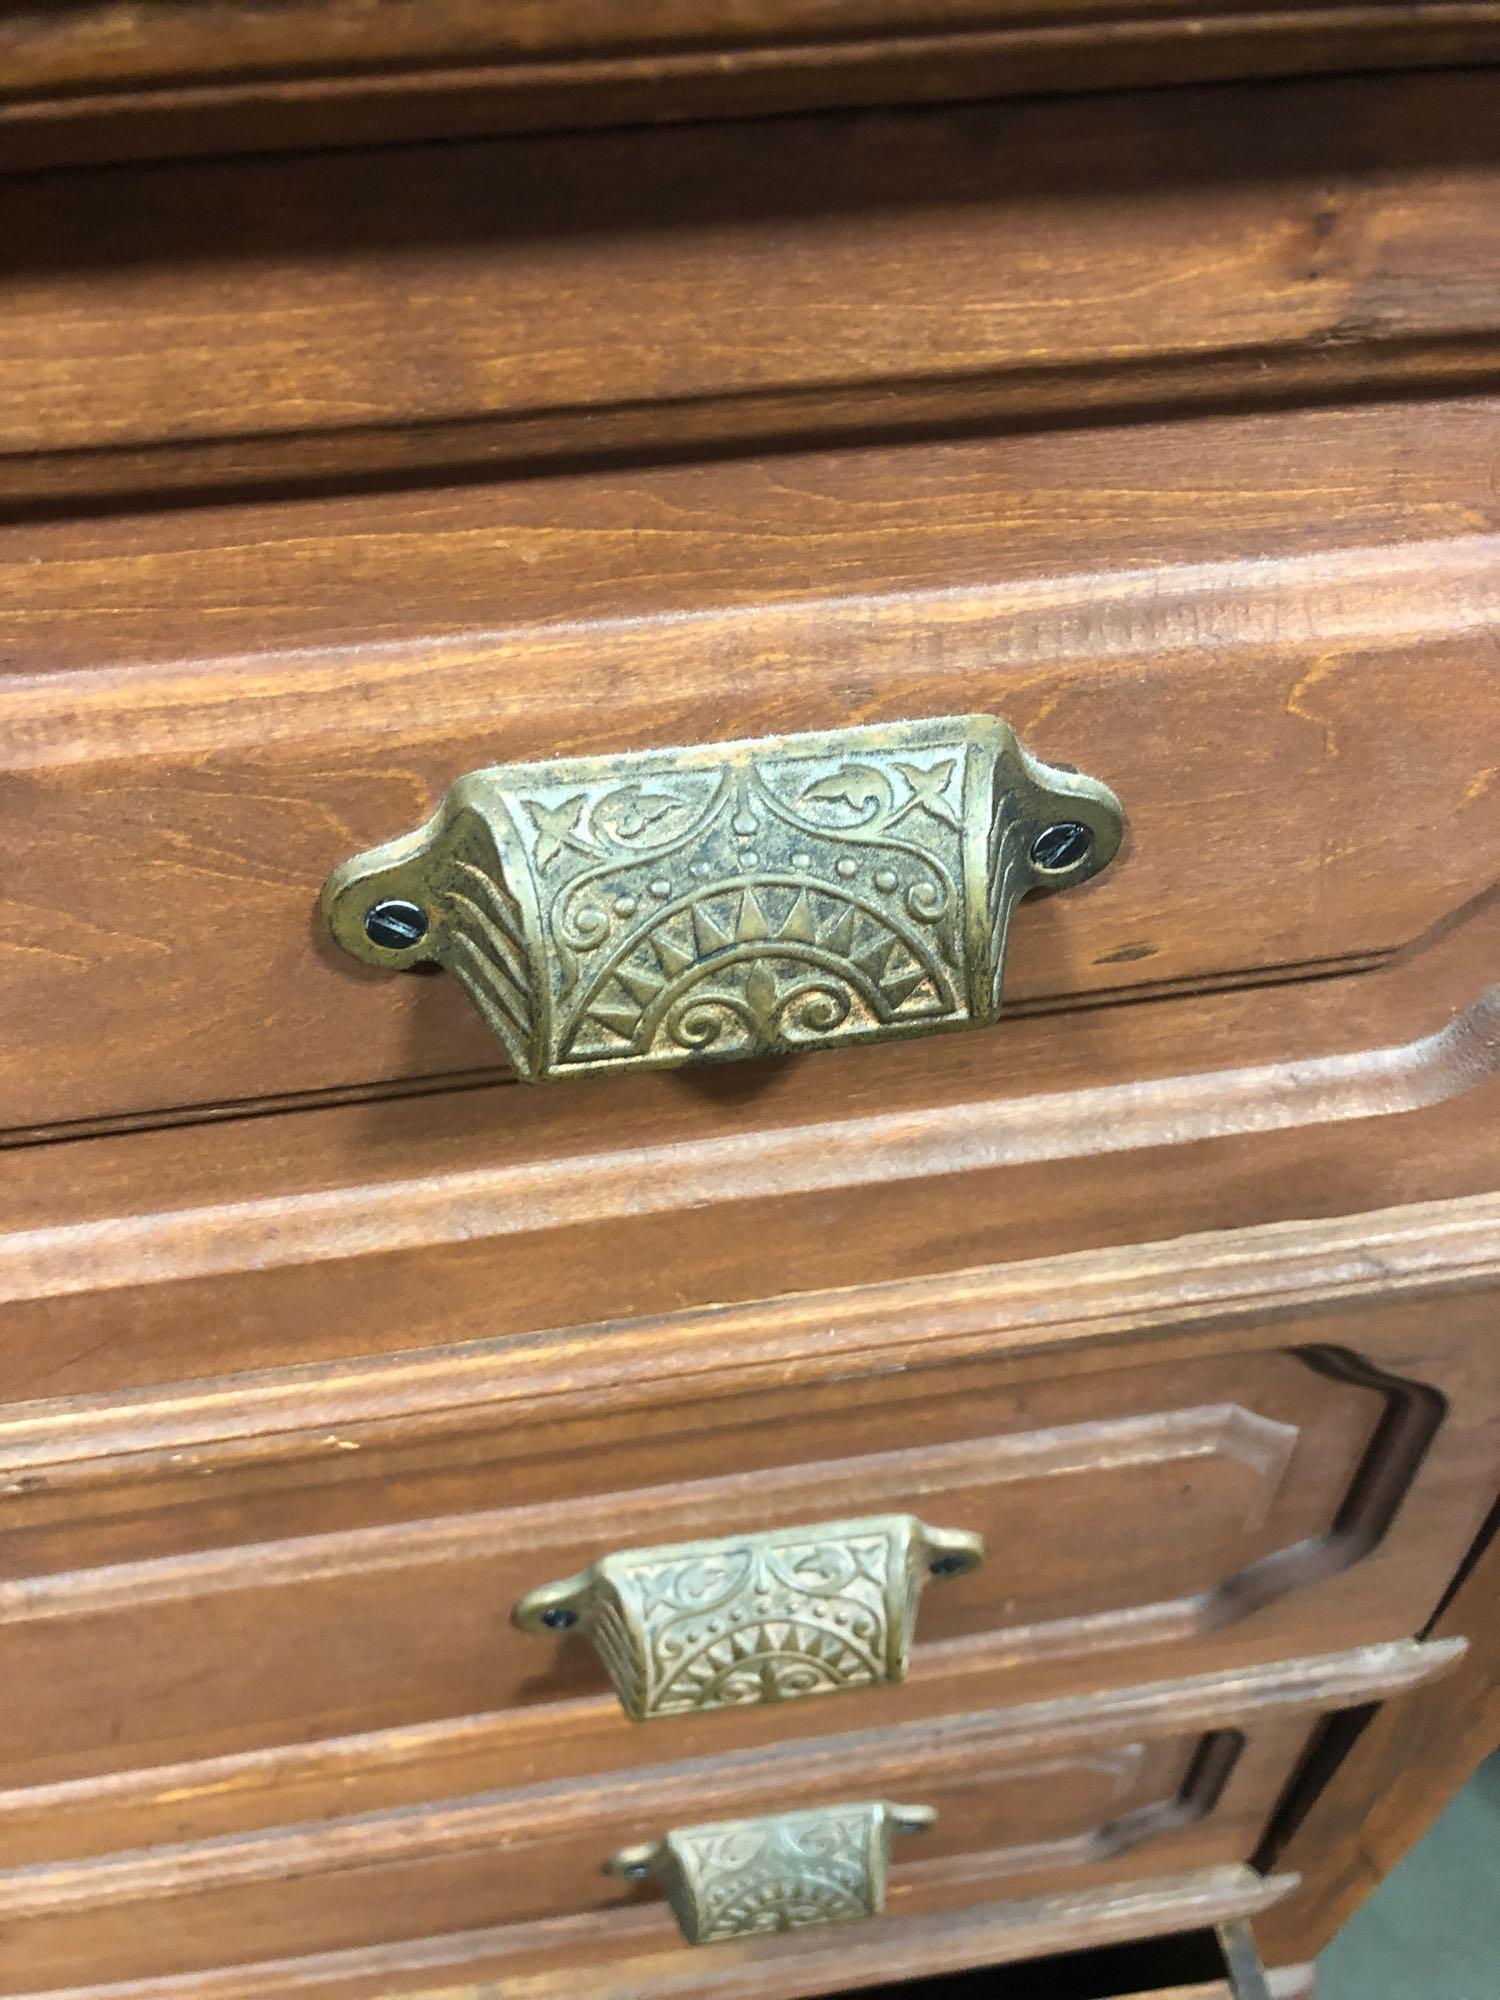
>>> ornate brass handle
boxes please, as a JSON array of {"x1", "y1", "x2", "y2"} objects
[
  {"x1": 513, "y1": 1514, "x2": 983, "y2": 1722},
  {"x1": 322, "y1": 714, "x2": 1122, "y2": 1083},
  {"x1": 609, "y1": 1800, "x2": 936, "y2": 1945}
]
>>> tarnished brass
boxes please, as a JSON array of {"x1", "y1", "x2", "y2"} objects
[
  {"x1": 608, "y1": 1800, "x2": 936, "y2": 1945},
  {"x1": 322, "y1": 715, "x2": 1122, "y2": 1083},
  {"x1": 513, "y1": 1514, "x2": 984, "y2": 1722}
]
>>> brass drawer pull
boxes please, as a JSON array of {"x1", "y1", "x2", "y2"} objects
[
  {"x1": 513, "y1": 1514, "x2": 984, "y2": 1722},
  {"x1": 323, "y1": 714, "x2": 1122, "y2": 1084},
  {"x1": 608, "y1": 1799, "x2": 936, "y2": 1944}
]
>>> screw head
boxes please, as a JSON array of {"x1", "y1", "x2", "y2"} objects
[
  {"x1": 1030, "y1": 821, "x2": 1094, "y2": 873},
  {"x1": 929, "y1": 1552, "x2": 971, "y2": 1578},
  {"x1": 621, "y1": 1861, "x2": 652, "y2": 1880},
  {"x1": 363, "y1": 899, "x2": 429, "y2": 950},
  {"x1": 541, "y1": 1605, "x2": 579, "y2": 1631}
]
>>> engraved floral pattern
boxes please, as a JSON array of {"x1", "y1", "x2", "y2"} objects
[
  {"x1": 619, "y1": 1529, "x2": 896, "y2": 1716},
  {"x1": 525, "y1": 1517, "x2": 977, "y2": 1722},
  {"x1": 670, "y1": 1805, "x2": 882, "y2": 1942},
  {"x1": 445, "y1": 730, "x2": 977, "y2": 1077},
  {"x1": 330, "y1": 716, "x2": 1121, "y2": 1084}
]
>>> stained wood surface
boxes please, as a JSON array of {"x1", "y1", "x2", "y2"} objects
[
  {"x1": 1255, "y1": 1514, "x2": 1500, "y2": 1963},
  {"x1": 5, "y1": 0, "x2": 1500, "y2": 169},
  {"x1": 1, "y1": 1868, "x2": 1300, "y2": 2000},
  {"x1": 6, "y1": 72, "x2": 1500, "y2": 507},
  {"x1": 3, "y1": 889, "x2": 1496, "y2": 1391},
  {"x1": 0, "y1": 1646, "x2": 1434, "y2": 1993},
  {"x1": 0, "y1": 1181, "x2": 1492, "y2": 1786},
  {"x1": 0, "y1": 1336, "x2": 1455, "y2": 1786},
  {"x1": 4, "y1": 72, "x2": 1499, "y2": 1134},
  {"x1": 3, "y1": 405, "x2": 1499, "y2": 1133},
  {"x1": 2, "y1": 61, "x2": 1496, "y2": 2000},
  {"x1": 0, "y1": 1714, "x2": 1281, "y2": 1986},
  {"x1": 0, "y1": 1641, "x2": 1453, "y2": 1873}
]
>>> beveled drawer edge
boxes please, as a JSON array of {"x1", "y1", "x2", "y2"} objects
[
  {"x1": 5, "y1": 1866, "x2": 1303, "y2": 2000},
  {"x1": 6, "y1": 986, "x2": 1500, "y2": 1321},
  {"x1": 0, "y1": 1641, "x2": 1461, "y2": 1889},
  {"x1": 4, "y1": 1189, "x2": 1497, "y2": 1481}
]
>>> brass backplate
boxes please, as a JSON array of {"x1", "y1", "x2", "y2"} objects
[
  {"x1": 513, "y1": 1513, "x2": 984, "y2": 1722},
  {"x1": 608, "y1": 1800, "x2": 936, "y2": 1945},
  {"x1": 322, "y1": 714, "x2": 1122, "y2": 1083}
]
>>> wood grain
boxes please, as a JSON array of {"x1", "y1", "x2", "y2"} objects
[
  {"x1": 3, "y1": 405, "x2": 1498, "y2": 1132},
  {"x1": 2, "y1": 890, "x2": 1496, "y2": 1395},
  {"x1": 1254, "y1": 1514, "x2": 1500, "y2": 1962},
  {"x1": 0, "y1": 1635, "x2": 1457, "y2": 1869},
  {"x1": 0, "y1": 60, "x2": 1495, "y2": 2000},
  {"x1": 0, "y1": 1647, "x2": 1433, "y2": 1993},
  {"x1": 0, "y1": 1723, "x2": 1266, "y2": 1985},
  {"x1": 1, "y1": 1868, "x2": 1301, "y2": 2000},
  {"x1": 0, "y1": 1350, "x2": 1419, "y2": 1782},
  {"x1": 4, "y1": 1191, "x2": 1495, "y2": 1482},
  {"x1": 6, "y1": 74, "x2": 1500, "y2": 507},
  {"x1": 0, "y1": 1190, "x2": 1491, "y2": 1792},
  {"x1": 5, "y1": 2, "x2": 1500, "y2": 170}
]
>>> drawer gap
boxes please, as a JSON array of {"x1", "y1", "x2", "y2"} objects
[{"x1": 841, "y1": 1921, "x2": 1293, "y2": 1999}]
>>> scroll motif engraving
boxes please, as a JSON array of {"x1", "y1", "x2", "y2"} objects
[
  {"x1": 322, "y1": 716, "x2": 1123, "y2": 1084},
  {"x1": 513, "y1": 1514, "x2": 984, "y2": 1723},
  {"x1": 609, "y1": 1800, "x2": 936, "y2": 1945}
]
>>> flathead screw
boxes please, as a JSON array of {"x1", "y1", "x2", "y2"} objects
[
  {"x1": 1030, "y1": 822, "x2": 1094, "y2": 873},
  {"x1": 541, "y1": 1606, "x2": 579, "y2": 1631},
  {"x1": 363, "y1": 899, "x2": 430, "y2": 950}
]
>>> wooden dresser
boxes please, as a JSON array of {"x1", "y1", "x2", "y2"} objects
[{"x1": 2, "y1": 9, "x2": 1498, "y2": 1997}]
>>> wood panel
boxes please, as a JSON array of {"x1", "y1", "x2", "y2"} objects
[
  {"x1": 0, "y1": 1635, "x2": 1457, "y2": 1870},
  {"x1": 2, "y1": 891, "x2": 1496, "y2": 1392},
  {"x1": 3, "y1": 402, "x2": 1499, "y2": 1132},
  {"x1": 5, "y1": 2, "x2": 1500, "y2": 170},
  {"x1": 1254, "y1": 1511, "x2": 1500, "y2": 1962},
  {"x1": 7, "y1": 74, "x2": 1500, "y2": 508},
  {"x1": 0, "y1": 1192, "x2": 1492, "y2": 1791},
  {"x1": 0, "y1": 1353, "x2": 1390, "y2": 1778},
  {"x1": 1, "y1": 1868, "x2": 1301, "y2": 2000},
  {"x1": 0, "y1": 1382, "x2": 1315, "y2": 1580},
  {"x1": 0, "y1": 1646, "x2": 1442, "y2": 1994}
]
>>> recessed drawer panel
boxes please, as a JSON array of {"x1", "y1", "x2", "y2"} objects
[
  {"x1": 0, "y1": 1222, "x2": 1493, "y2": 1789},
  {"x1": 0, "y1": 1644, "x2": 1444, "y2": 1994}
]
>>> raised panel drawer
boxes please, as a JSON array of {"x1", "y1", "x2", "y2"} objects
[
  {"x1": 0, "y1": 1198, "x2": 1494, "y2": 1791},
  {"x1": 0, "y1": 1644, "x2": 1442, "y2": 1995}
]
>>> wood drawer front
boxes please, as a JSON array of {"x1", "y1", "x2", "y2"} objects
[
  {"x1": 0, "y1": 1645, "x2": 1439, "y2": 1995},
  {"x1": 9, "y1": 1, "x2": 1500, "y2": 169},
  {"x1": 3, "y1": 895, "x2": 1496, "y2": 1409},
  {"x1": 4, "y1": 74, "x2": 1500, "y2": 1138},
  {"x1": 5, "y1": 398, "x2": 1498, "y2": 1138},
  {"x1": 2, "y1": 1228, "x2": 1494, "y2": 1793},
  {"x1": 6, "y1": 72, "x2": 1500, "y2": 494}
]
